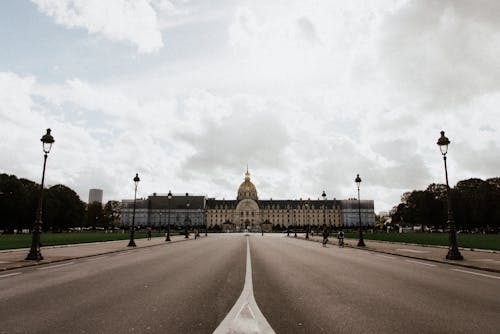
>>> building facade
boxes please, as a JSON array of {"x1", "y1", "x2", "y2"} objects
[
  {"x1": 120, "y1": 194, "x2": 205, "y2": 228},
  {"x1": 120, "y1": 169, "x2": 375, "y2": 230}
]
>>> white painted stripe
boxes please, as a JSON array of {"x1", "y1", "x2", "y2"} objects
[
  {"x1": 85, "y1": 256, "x2": 107, "y2": 262},
  {"x1": 0, "y1": 272, "x2": 21, "y2": 279},
  {"x1": 376, "y1": 254, "x2": 396, "y2": 259},
  {"x1": 213, "y1": 237, "x2": 275, "y2": 334},
  {"x1": 451, "y1": 269, "x2": 500, "y2": 280},
  {"x1": 37, "y1": 262, "x2": 75, "y2": 270},
  {"x1": 396, "y1": 248, "x2": 430, "y2": 254},
  {"x1": 0, "y1": 261, "x2": 10, "y2": 264},
  {"x1": 405, "y1": 260, "x2": 436, "y2": 267}
]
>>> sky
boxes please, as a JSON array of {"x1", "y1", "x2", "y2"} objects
[{"x1": 0, "y1": 0, "x2": 499, "y2": 213}]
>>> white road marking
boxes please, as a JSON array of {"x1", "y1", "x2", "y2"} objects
[
  {"x1": 405, "y1": 260, "x2": 436, "y2": 267},
  {"x1": 469, "y1": 259, "x2": 500, "y2": 264},
  {"x1": 451, "y1": 269, "x2": 500, "y2": 280},
  {"x1": 376, "y1": 254, "x2": 396, "y2": 259},
  {"x1": 0, "y1": 261, "x2": 10, "y2": 264},
  {"x1": 213, "y1": 237, "x2": 275, "y2": 334},
  {"x1": 396, "y1": 248, "x2": 430, "y2": 254},
  {"x1": 0, "y1": 272, "x2": 21, "y2": 279},
  {"x1": 37, "y1": 262, "x2": 75, "y2": 270},
  {"x1": 85, "y1": 256, "x2": 107, "y2": 262}
]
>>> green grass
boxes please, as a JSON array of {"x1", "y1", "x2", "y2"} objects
[
  {"x1": 343, "y1": 232, "x2": 500, "y2": 251},
  {"x1": 0, "y1": 231, "x2": 177, "y2": 250}
]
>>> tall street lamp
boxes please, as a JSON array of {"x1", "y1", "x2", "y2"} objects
[
  {"x1": 26, "y1": 129, "x2": 55, "y2": 261},
  {"x1": 159, "y1": 211, "x2": 162, "y2": 233},
  {"x1": 322, "y1": 190, "x2": 327, "y2": 229},
  {"x1": 184, "y1": 193, "x2": 190, "y2": 239},
  {"x1": 305, "y1": 202, "x2": 309, "y2": 239},
  {"x1": 127, "y1": 173, "x2": 140, "y2": 247},
  {"x1": 166, "y1": 190, "x2": 172, "y2": 241},
  {"x1": 355, "y1": 174, "x2": 366, "y2": 247},
  {"x1": 437, "y1": 131, "x2": 463, "y2": 260}
]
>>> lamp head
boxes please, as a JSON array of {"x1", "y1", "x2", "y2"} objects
[
  {"x1": 322, "y1": 190, "x2": 326, "y2": 200},
  {"x1": 167, "y1": 190, "x2": 172, "y2": 200},
  {"x1": 437, "y1": 130, "x2": 450, "y2": 155},
  {"x1": 355, "y1": 174, "x2": 362, "y2": 188},
  {"x1": 133, "y1": 173, "x2": 140, "y2": 185},
  {"x1": 41, "y1": 128, "x2": 55, "y2": 154}
]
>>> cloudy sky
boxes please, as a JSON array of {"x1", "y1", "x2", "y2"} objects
[{"x1": 1, "y1": 0, "x2": 498, "y2": 212}]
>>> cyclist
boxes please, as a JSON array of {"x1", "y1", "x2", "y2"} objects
[{"x1": 337, "y1": 230, "x2": 344, "y2": 247}]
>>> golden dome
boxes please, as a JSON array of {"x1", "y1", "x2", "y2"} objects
[{"x1": 237, "y1": 168, "x2": 258, "y2": 201}]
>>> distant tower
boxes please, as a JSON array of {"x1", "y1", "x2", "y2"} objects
[{"x1": 89, "y1": 189, "x2": 103, "y2": 204}]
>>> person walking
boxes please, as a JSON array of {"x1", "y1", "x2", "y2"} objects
[
  {"x1": 337, "y1": 230, "x2": 344, "y2": 247},
  {"x1": 322, "y1": 227, "x2": 329, "y2": 247},
  {"x1": 147, "y1": 228, "x2": 152, "y2": 240}
]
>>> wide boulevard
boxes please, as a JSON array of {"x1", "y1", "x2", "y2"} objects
[{"x1": 1, "y1": 234, "x2": 499, "y2": 333}]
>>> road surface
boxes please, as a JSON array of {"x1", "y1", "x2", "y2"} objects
[{"x1": 1, "y1": 234, "x2": 499, "y2": 333}]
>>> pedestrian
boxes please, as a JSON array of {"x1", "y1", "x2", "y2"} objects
[
  {"x1": 147, "y1": 228, "x2": 152, "y2": 240},
  {"x1": 322, "y1": 228, "x2": 329, "y2": 247},
  {"x1": 337, "y1": 230, "x2": 344, "y2": 247}
]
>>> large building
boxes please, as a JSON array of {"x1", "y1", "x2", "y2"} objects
[
  {"x1": 89, "y1": 189, "x2": 103, "y2": 204},
  {"x1": 119, "y1": 169, "x2": 375, "y2": 230}
]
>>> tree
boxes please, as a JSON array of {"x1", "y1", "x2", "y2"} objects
[
  {"x1": 45, "y1": 185, "x2": 86, "y2": 232},
  {"x1": 86, "y1": 202, "x2": 103, "y2": 229},
  {"x1": 103, "y1": 200, "x2": 121, "y2": 229}
]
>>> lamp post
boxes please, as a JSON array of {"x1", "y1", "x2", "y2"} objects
[
  {"x1": 184, "y1": 193, "x2": 190, "y2": 239},
  {"x1": 166, "y1": 190, "x2": 172, "y2": 241},
  {"x1": 322, "y1": 190, "x2": 327, "y2": 229},
  {"x1": 355, "y1": 174, "x2": 366, "y2": 247},
  {"x1": 305, "y1": 202, "x2": 309, "y2": 239},
  {"x1": 159, "y1": 211, "x2": 162, "y2": 233},
  {"x1": 437, "y1": 131, "x2": 463, "y2": 260},
  {"x1": 26, "y1": 129, "x2": 55, "y2": 261},
  {"x1": 127, "y1": 173, "x2": 140, "y2": 247}
]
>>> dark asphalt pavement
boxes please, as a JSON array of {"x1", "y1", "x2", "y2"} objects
[{"x1": 1, "y1": 234, "x2": 499, "y2": 333}]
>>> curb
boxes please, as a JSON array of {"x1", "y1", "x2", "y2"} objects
[
  {"x1": 290, "y1": 236, "x2": 500, "y2": 274},
  {"x1": 0, "y1": 235, "x2": 206, "y2": 272}
]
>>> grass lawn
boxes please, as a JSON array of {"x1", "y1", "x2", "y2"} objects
[
  {"x1": 344, "y1": 232, "x2": 500, "y2": 251},
  {"x1": 0, "y1": 231, "x2": 179, "y2": 250}
]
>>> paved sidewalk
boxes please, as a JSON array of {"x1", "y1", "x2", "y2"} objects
[
  {"x1": 0, "y1": 235, "x2": 198, "y2": 271},
  {"x1": 293, "y1": 234, "x2": 500, "y2": 273}
]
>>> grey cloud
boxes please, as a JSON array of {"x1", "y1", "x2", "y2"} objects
[
  {"x1": 378, "y1": 0, "x2": 500, "y2": 108},
  {"x1": 177, "y1": 96, "x2": 290, "y2": 180},
  {"x1": 296, "y1": 17, "x2": 320, "y2": 44}
]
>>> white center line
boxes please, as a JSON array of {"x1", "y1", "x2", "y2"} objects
[
  {"x1": 0, "y1": 272, "x2": 21, "y2": 279},
  {"x1": 376, "y1": 254, "x2": 396, "y2": 259},
  {"x1": 405, "y1": 260, "x2": 436, "y2": 267},
  {"x1": 213, "y1": 237, "x2": 275, "y2": 334},
  {"x1": 37, "y1": 262, "x2": 75, "y2": 270},
  {"x1": 451, "y1": 269, "x2": 500, "y2": 280}
]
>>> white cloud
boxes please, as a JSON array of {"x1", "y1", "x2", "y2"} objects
[
  {"x1": 3, "y1": 0, "x2": 500, "y2": 214},
  {"x1": 31, "y1": 0, "x2": 164, "y2": 53}
]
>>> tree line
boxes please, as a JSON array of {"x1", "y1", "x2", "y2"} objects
[
  {"x1": 389, "y1": 178, "x2": 500, "y2": 232},
  {"x1": 0, "y1": 173, "x2": 120, "y2": 233}
]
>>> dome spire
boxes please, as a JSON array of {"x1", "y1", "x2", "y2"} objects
[{"x1": 245, "y1": 165, "x2": 250, "y2": 181}]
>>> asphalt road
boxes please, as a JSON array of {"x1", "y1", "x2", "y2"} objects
[{"x1": 1, "y1": 234, "x2": 499, "y2": 333}]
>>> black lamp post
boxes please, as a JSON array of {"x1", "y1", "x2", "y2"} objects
[
  {"x1": 437, "y1": 131, "x2": 463, "y2": 260},
  {"x1": 205, "y1": 203, "x2": 208, "y2": 237},
  {"x1": 322, "y1": 190, "x2": 327, "y2": 229},
  {"x1": 355, "y1": 174, "x2": 366, "y2": 247},
  {"x1": 159, "y1": 211, "x2": 162, "y2": 233},
  {"x1": 305, "y1": 202, "x2": 309, "y2": 239},
  {"x1": 184, "y1": 193, "x2": 190, "y2": 239},
  {"x1": 127, "y1": 173, "x2": 140, "y2": 247},
  {"x1": 166, "y1": 190, "x2": 172, "y2": 241},
  {"x1": 26, "y1": 129, "x2": 55, "y2": 261}
]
